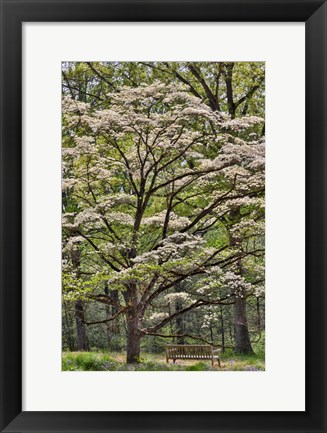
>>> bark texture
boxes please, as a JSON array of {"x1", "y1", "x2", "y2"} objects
[
  {"x1": 234, "y1": 297, "x2": 254, "y2": 354},
  {"x1": 72, "y1": 247, "x2": 89, "y2": 351},
  {"x1": 75, "y1": 299, "x2": 89, "y2": 351},
  {"x1": 126, "y1": 307, "x2": 141, "y2": 363}
]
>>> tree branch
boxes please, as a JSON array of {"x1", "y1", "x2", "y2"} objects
[
  {"x1": 144, "y1": 295, "x2": 236, "y2": 334},
  {"x1": 188, "y1": 63, "x2": 220, "y2": 111},
  {"x1": 84, "y1": 306, "x2": 127, "y2": 325},
  {"x1": 140, "y1": 331, "x2": 228, "y2": 348},
  {"x1": 86, "y1": 62, "x2": 116, "y2": 90},
  {"x1": 77, "y1": 231, "x2": 121, "y2": 272}
]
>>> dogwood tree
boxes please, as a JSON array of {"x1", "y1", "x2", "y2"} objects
[{"x1": 62, "y1": 81, "x2": 265, "y2": 363}]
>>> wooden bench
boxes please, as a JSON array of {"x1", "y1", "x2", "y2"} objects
[{"x1": 165, "y1": 344, "x2": 221, "y2": 367}]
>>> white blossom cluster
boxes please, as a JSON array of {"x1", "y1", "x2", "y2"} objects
[
  {"x1": 201, "y1": 306, "x2": 220, "y2": 329},
  {"x1": 63, "y1": 235, "x2": 85, "y2": 252},
  {"x1": 230, "y1": 219, "x2": 265, "y2": 238},
  {"x1": 222, "y1": 116, "x2": 263, "y2": 131},
  {"x1": 195, "y1": 269, "x2": 252, "y2": 300},
  {"x1": 164, "y1": 292, "x2": 191, "y2": 305},
  {"x1": 142, "y1": 211, "x2": 190, "y2": 230},
  {"x1": 132, "y1": 233, "x2": 205, "y2": 265},
  {"x1": 149, "y1": 312, "x2": 169, "y2": 322},
  {"x1": 97, "y1": 194, "x2": 136, "y2": 211},
  {"x1": 254, "y1": 285, "x2": 265, "y2": 297}
]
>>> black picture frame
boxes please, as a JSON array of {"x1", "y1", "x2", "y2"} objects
[{"x1": 0, "y1": 1, "x2": 326, "y2": 432}]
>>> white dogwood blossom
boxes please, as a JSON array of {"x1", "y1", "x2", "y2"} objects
[{"x1": 62, "y1": 80, "x2": 265, "y2": 327}]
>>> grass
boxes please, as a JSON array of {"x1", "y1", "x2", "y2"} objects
[
  {"x1": 220, "y1": 349, "x2": 265, "y2": 371},
  {"x1": 62, "y1": 350, "x2": 265, "y2": 371}
]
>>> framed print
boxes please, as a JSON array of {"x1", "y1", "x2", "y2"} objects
[{"x1": 0, "y1": 1, "x2": 326, "y2": 432}]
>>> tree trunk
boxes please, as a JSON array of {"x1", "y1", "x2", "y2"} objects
[
  {"x1": 110, "y1": 289, "x2": 120, "y2": 334},
  {"x1": 209, "y1": 324, "x2": 214, "y2": 344},
  {"x1": 63, "y1": 303, "x2": 75, "y2": 351},
  {"x1": 126, "y1": 310, "x2": 141, "y2": 363},
  {"x1": 234, "y1": 297, "x2": 254, "y2": 354},
  {"x1": 256, "y1": 297, "x2": 261, "y2": 332},
  {"x1": 104, "y1": 283, "x2": 111, "y2": 348},
  {"x1": 104, "y1": 283, "x2": 121, "y2": 347},
  {"x1": 75, "y1": 300, "x2": 89, "y2": 351},
  {"x1": 227, "y1": 209, "x2": 254, "y2": 355},
  {"x1": 175, "y1": 299, "x2": 185, "y2": 344},
  {"x1": 224, "y1": 62, "x2": 236, "y2": 118},
  {"x1": 71, "y1": 247, "x2": 89, "y2": 351},
  {"x1": 220, "y1": 304, "x2": 225, "y2": 353}
]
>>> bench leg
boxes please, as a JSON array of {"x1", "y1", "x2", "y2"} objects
[
  {"x1": 217, "y1": 358, "x2": 221, "y2": 368},
  {"x1": 173, "y1": 359, "x2": 176, "y2": 364}
]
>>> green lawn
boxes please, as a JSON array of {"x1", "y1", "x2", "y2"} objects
[{"x1": 62, "y1": 350, "x2": 265, "y2": 371}]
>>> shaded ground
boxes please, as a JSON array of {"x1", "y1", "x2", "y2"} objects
[{"x1": 62, "y1": 351, "x2": 265, "y2": 371}]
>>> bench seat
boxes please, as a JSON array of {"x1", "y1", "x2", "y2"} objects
[{"x1": 165, "y1": 344, "x2": 221, "y2": 367}]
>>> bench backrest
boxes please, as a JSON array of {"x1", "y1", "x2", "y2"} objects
[{"x1": 165, "y1": 344, "x2": 213, "y2": 359}]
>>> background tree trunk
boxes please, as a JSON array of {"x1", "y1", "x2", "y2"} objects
[
  {"x1": 63, "y1": 301, "x2": 75, "y2": 351},
  {"x1": 234, "y1": 297, "x2": 254, "y2": 354},
  {"x1": 220, "y1": 304, "x2": 225, "y2": 352},
  {"x1": 75, "y1": 299, "x2": 89, "y2": 351},
  {"x1": 228, "y1": 207, "x2": 254, "y2": 355},
  {"x1": 256, "y1": 297, "x2": 261, "y2": 332},
  {"x1": 72, "y1": 247, "x2": 89, "y2": 351},
  {"x1": 175, "y1": 299, "x2": 185, "y2": 344}
]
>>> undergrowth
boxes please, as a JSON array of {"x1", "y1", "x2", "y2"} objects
[{"x1": 62, "y1": 351, "x2": 264, "y2": 371}]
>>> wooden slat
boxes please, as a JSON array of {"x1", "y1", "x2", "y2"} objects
[{"x1": 165, "y1": 344, "x2": 216, "y2": 362}]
